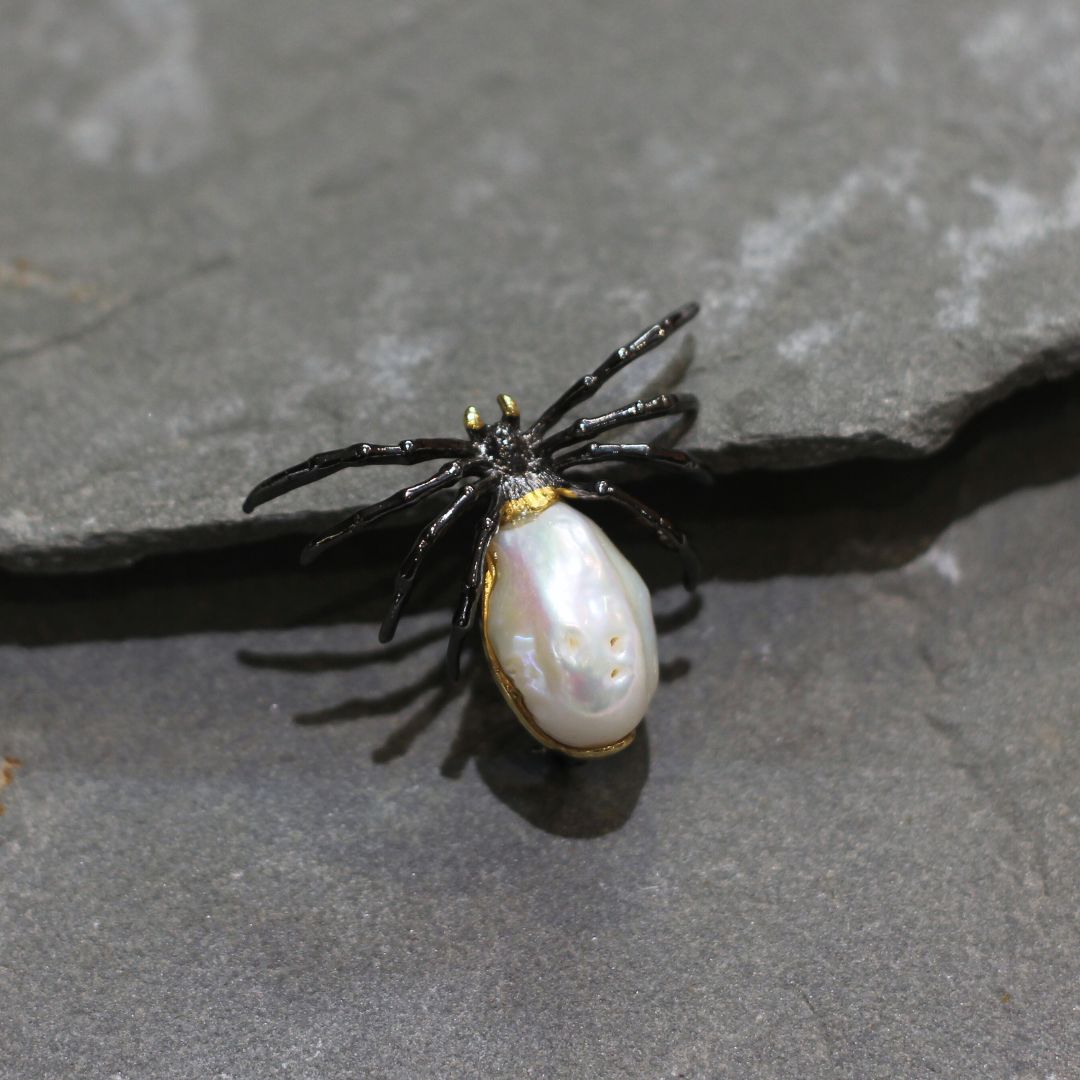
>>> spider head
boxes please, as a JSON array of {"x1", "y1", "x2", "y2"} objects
[{"x1": 465, "y1": 395, "x2": 535, "y2": 473}]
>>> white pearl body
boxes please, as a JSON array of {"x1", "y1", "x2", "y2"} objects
[{"x1": 483, "y1": 500, "x2": 659, "y2": 751}]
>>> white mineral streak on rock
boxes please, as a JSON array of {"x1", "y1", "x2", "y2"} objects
[
  {"x1": 937, "y1": 166, "x2": 1080, "y2": 331},
  {"x1": 24, "y1": 0, "x2": 213, "y2": 174}
]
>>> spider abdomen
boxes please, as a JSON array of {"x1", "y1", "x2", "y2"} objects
[{"x1": 482, "y1": 498, "x2": 658, "y2": 757}]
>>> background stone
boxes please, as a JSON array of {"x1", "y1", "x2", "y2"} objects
[
  {"x1": 2, "y1": 0, "x2": 1080, "y2": 569},
  {"x1": 4, "y1": 3, "x2": 1080, "y2": 1075},
  {"x1": 3, "y1": 378, "x2": 1079, "y2": 1078}
]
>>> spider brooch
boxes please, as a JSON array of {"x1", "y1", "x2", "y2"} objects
[{"x1": 243, "y1": 301, "x2": 703, "y2": 757}]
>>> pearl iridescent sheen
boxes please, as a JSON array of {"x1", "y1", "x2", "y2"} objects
[{"x1": 483, "y1": 500, "x2": 659, "y2": 752}]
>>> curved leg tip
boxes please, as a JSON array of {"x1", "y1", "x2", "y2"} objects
[{"x1": 445, "y1": 624, "x2": 470, "y2": 683}]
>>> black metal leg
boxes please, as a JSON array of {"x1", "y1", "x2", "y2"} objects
[
  {"x1": 555, "y1": 441, "x2": 708, "y2": 477},
  {"x1": 298, "y1": 460, "x2": 478, "y2": 566},
  {"x1": 527, "y1": 302, "x2": 699, "y2": 442},
  {"x1": 565, "y1": 480, "x2": 699, "y2": 591},
  {"x1": 242, "y1": 437, "x2": 475, "y2": 513},
  {"x1": 379, "y1": 475, "x2": 499, "y2": 644},
  {"x1": 445, "y1": 490, "x2": 502, "y2": 681},
  {"x1": 540, "y1": 392, "x2": 698, "y2": 455}
]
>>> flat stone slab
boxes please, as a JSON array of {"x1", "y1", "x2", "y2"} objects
[
  {"x1": 4, "y1": 379, "x2": 1080, "y2": 1077},
  {"x1": 4, "y1": 0, "x2": 1080, "y2": 569}
]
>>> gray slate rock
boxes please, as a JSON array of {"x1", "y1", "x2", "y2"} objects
[
  {"x1": 3, "y1": 0, "x2": 1080, "y2": 569},
  {"x1": 3, "y1": 379, "x2": 1080, "y2": 1078}
]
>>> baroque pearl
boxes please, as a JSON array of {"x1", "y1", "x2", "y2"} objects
[{"x1": 482, "y1": 499, "x2": 659, "y2": 753}]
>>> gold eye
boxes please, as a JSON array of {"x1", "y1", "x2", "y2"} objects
[
  {"x1": 464, "y1": 405, "x2": 484, "y2": 432},
  {"x1": 496, "y1": 393, "x2": 519, "y2": 418}
]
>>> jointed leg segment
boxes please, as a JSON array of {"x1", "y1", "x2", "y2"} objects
[
  {"x1": 299, "y1": 459, "x2": 479, "y2": 565},
  {"x1": 243, "y1": 437, "x2": 474, "y2": 513},
  {"x1": 527, "y1": 301, "x2": 699, "y2": 441},
  {"x1": 565, "y1": 479, "x2": 699, "y2": 591},
  {"x1": 445, "y1": 490, "x2": 502, "y2": 681},
  {"x1": 555, "y1": 442, "x2": 706, "y2": 476},
  {"x1": 379, "y1": 474, "x2": 499, "y2": 644},
  {"x1": 541, "y1": 392, "x2": 698, "y2": 454}
]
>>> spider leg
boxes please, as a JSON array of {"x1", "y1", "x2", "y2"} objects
[
  {"x1": 299, "y1": 460, "x2": 478, "y2": 566},
  {"x1": 379, "y1": 474, "x2": 499, "y2": 644},
  {"x1": 555, "y1": 442, "x2": 708, "y2": 477},
  {"x1": 540, "y1": 392, "x2": 698, "y2": 455},
  {"x1": 527, "y1": 301, "x2": 699, "y2": 441},
  {"x1": 445, "y1": 488, "x2": 502, "y2": 681},
  {"x1": 563, "y1": 479, "x2": 699, "y2": 591},
  {"x1": 242, "y1": 437, "x2": 475, "y2": 513}
]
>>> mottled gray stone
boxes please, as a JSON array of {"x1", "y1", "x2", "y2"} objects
[
  {"x1": 3, "y1": 379, "x2": 1080, "y2": 1078},
  {"x1": 2, "y1": 0, "x2": 1080, "y2": 569}
]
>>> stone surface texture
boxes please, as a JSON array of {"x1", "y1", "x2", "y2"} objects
[
  {"x1": 4, "y1": 2, "x2": 1080, "y2": 1077},
  {"x1": 2, "y1": 0, "x2": 1080, "y2": 569},
  {"x1": 3, "y1": 379, "x2": 1080, "y2": 1078}
]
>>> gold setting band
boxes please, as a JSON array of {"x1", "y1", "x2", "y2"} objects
[
  {"x1": 481, "y1": 488, "x2": 638, "y2": 759},
  {"x1": 498, "y1": 484, "x2": 560, "y2": 525}
]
